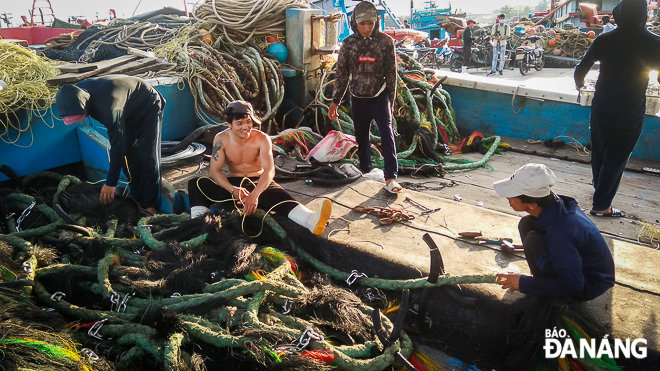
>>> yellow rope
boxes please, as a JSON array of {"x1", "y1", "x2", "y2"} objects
[
  {"x1": 194, "y1": 176, "x2": 302, "y2": 238},
  {"x1": 638, "y1": 221, "x2": 660, "y2": 248},
  {"x1": 0, "y1": 43, "x2": 61, "y2": 146}
]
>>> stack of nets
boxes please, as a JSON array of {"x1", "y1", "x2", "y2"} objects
[
  {"x1": 508, "y1": 25, "x2": 594, "y2": 59},
  {"x1": 43, "y1": 16, "x2": 193, "y2": 63},
  {"x1": 0, "y1": 172, "x2": 497, "y2": 370}
]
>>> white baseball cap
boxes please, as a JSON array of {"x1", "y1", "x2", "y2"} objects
[{"x1": 493, "y1": 163, "x2": 556, "y2": 198}]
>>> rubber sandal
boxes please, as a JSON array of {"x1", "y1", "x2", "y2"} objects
[
  {"x1": 589, "y1": 208, "x2": 626, "y2": 218},
  {"x1": 384, "y1": 180, "x2": 403, "y2": 194}
]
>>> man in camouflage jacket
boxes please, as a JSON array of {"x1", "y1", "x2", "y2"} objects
[{"x1": 328, "y1": 1, "x2": 401, "y2": 192}]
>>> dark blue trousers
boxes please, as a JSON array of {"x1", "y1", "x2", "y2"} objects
[
  {"x1": 519, "y1": 215, "x2": 587, "y2": 301},
  {"x1": 124, "y1": 103, "x2": 162, "y2": 209},
  {"x1": 519, "y1": 215, "x2": 556, "y2": 278},
  {"x1": 590, "y1": 114, "x2": 644, "y2": 211},
  {"x1": 351, "y1": 91, "x2": 398, "y2": 180}
]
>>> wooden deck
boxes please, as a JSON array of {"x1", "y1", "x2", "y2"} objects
[
  {"x1": 161, "y1": 147, "x2": 660, "y2": 367},
  {"x1": 163, "y1": 144, "x2": 660, "y2": 248}
]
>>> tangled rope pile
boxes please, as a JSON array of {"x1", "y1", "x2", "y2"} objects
[
  {"x1": 0, "y1": 172, "x2": 496, "y2": 370},
  {"x1": 44, "y1": 31, "x2": 83, "y2": 50},
  {"x1": 306, "y1": 51, "x2": 501, "y2": 172},
  {"x1": 154, "y1": 28, "x2": 285, "y2": 132},
  {"x1": 43, "y1": 16, "x2": 193, "y2": 64},
  {"x1": 508, "y1": 23, "x2": 593, "y2": 59},
  {"x1": 193, "y1": 0, "x2": 310, "y2": 46},
  {"x1": 0, "y1": 43, "x2": 61, "y2": 147},
  {"x1": 637, "y1": 221, "x2": 660, "y2": 247},
  {"x1": 556, "y1": 30, "x2": 592, "y2": 59}
]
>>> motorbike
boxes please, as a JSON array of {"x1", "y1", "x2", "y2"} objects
[
  {"x1": 448, "y1": 35, "x2": 492, "y2": 72},
  {"x1": 415, "y1": 45, "x2": 452, "y2": 69},
  {"x1": 397, "y1": 38, "x2": 452, "y2": 69},
  {"x1": 515, "y1": 35, "x2": 544, "y2": 75}
]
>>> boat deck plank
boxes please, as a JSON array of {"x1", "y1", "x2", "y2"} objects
[
  {"x1": 400, "y1": 150, "x2": 660, "y2": 243},
  {"x1": 162, "y1": 149, "x2": 659, "y2": 247}
]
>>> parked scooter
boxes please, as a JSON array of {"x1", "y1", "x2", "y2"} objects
[
  {"x1": 436, "y1": 43, "x2": 453, "y2": 65},
  {"x1": 515, "y1": 34, "x2": 544, "y2": 75},
  {"x1": 415, "y1": 45, "x2": 453, "y2": 69},
  {"x1": 448, "y1": 35, "x2": 492, "y2": 72}
]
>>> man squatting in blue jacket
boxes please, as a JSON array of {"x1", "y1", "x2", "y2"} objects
[{"x1": 494, "y1": 164, "x2": 615, "y2": 301}]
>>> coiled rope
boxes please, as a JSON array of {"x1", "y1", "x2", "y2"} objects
[
  {"x1": 0, "y1": 43, "x2": 61, "y2": 147},
  {"x1": 154, "y1": 30, "x2": 285, "y2": 132},
  {"x1": 192, "y1": 0, "x2": 311, "y2": 46}
]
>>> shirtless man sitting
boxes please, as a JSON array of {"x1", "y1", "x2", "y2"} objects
[{"x1": 187, "y1": 100, "x2": 332, "y2": 235}]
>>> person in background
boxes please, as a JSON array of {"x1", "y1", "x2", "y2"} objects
[
  {"x1": 575, "y1": 0, "x2": 660, "y2": 217},
  {"x1": 488, "y1": 13, "x2": 510, "y2": 76},
  {"x1": 403, "y1": 19, "x2": 411, "y2": 29},
  {"x1": 462, "y1": 20, "x2": 478, "y2": 73},
  {"x1": 328, "y1": 1, "x2": 402, "y2": 193},
  {"x1": 187, "y1": 101, "x2": 332, "y2": 236},
  {"x1": 601, "y1": 15, "x2": 616, "y2": 33},
  {"x1": 494, "y1": 164, "x2": 615, "y2": 301},
  {"x1": 56, "y1": 75, "x2": 164, "y2": 215}
]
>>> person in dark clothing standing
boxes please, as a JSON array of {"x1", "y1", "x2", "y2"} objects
[
  {"x1": 462, "y1": 20, "x2": 477, "y2": 73},
  {"x1": 56, "y1": 75, "x2": 165, "y2": 215},
  {"x1": 575, "y1": 0, "x2": 660, "y2": 217},
  {"x1": 328, "y1": 1, "x2": 402, "y2": 193},
  {"x1": 494, "y1": 164, "x2": 615, "y2": 301}
]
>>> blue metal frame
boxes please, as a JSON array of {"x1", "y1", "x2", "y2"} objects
[{"x1": 410, "y1": 1, "x2": 452, "y2": 41}]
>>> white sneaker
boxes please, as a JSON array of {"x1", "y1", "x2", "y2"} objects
[
  {"x1": 362, "y1": 168, "x2": 385, "y2": 183},
  {"x1": 190, "y1": 206, "x2": 210, "y2": 219},
  {"x1": 339, "y1": 163, "x2": 361, "y2": 178}
]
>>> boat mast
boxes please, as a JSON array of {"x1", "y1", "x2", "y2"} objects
[{"x1": 30, "y1": 0, "x2": 55, "y2": 26}]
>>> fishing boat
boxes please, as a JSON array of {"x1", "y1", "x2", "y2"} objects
[{"x1": 1, "y1": 3, "x2": 660, "y2": 370}]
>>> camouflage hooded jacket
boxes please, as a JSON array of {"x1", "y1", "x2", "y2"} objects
[{"x1": 332, "y1": 3, "x2": 397, "y2": 105}]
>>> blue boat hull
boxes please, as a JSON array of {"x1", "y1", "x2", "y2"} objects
[
  {"x1": 444, "y1": 84, "x2": 660, "y2": 162},
  {"x1": 0, "y1": 80, "x2": 199, "y2": 182}
]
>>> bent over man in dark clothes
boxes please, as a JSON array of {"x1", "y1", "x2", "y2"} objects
[
  {"x1": 574, "y1": 0, "x2": 660, "y2": 218},
  {"x1": 187, "y1": 101, "x2": 332, "y2": 236},
  {"x1": 494, "y1": 164, "x2": 615, "y2": 301},
  {"x1": 56, "y1": 75, "x2": 164, "y2": 215}
]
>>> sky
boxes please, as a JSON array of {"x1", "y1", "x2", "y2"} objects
[{"x1": 0, "y1": 0, "x2": 539, "y2": 27}]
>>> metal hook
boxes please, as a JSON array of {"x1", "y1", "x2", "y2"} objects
[
  {"x1": 282, "y1": 299, "x2": 293, "y2": 314},
  {"x1": 15, "y1": 201, "x2": 36, "y2": 232},
  {"x1": 345, "y1": 270, "x2": 368, "y2": 286},
  {"x1": 22, "y1": 261, "x2": 33, "y2": 274},
  {"x1": 50, "y1": 291, "x2": 66, "y2": 302},
  {"x1": 117, "y1": 292, "x2": 134, "y2": 313},
  {"x1": 80, "y1": 348, "x2": 99, "y2": 362},
  {"x1": 88, "y1": 319, "x2": 107, "y2": 340}
]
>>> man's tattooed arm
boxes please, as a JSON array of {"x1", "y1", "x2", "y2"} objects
[{"x1": 212, "y1": 139, "x2": 223, "y2": 161}]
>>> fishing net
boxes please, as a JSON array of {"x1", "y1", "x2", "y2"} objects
[{"x1": 43, "y1": 16, "x2": 193, "y2": 63}]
